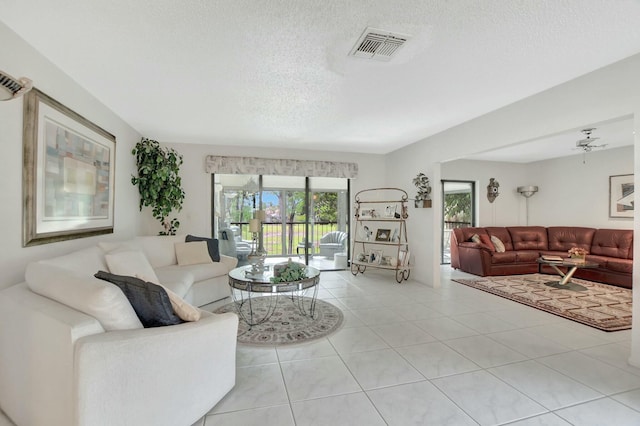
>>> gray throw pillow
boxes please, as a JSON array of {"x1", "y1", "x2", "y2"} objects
[
  {"x1": 185, "y1": 234, "x2": 221, "y2": 262},
  {"x1": 94, "y1": 271, "x2": 183, "y2": 327}
]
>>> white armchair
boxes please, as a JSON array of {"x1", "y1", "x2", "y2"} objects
[{"x1": 0, "y1": 282, "x2": 238, "y2": 426}]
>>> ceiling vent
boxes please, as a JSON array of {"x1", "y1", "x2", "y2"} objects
[{"x1": 349, "y1": 27, "x2": 410, "y2": 61}]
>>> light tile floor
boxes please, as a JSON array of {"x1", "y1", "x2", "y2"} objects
[
  {"x1": 2, "y1": 267, "x2": 640, "y2": 426},
  {"x1": 200, "y1": 267, "x2": 640, "y2": 426}
]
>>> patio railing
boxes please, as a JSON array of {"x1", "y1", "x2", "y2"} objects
[{"x1": 231, "y1": 221, "x2": 339, "y2": 256}]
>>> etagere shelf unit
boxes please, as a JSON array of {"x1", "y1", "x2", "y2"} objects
[{"x1": 351, "y1": 188, "x2": 410, "y2": 283}]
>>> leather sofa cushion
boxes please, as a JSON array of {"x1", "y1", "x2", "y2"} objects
[
  {"x1": 590, "y1": 229, "x2": 633, "y2": 259},
  {"x1": 454, "y1": 227, "x2": 491, "y2": 244},
  {"x1": 606, "y1": 258, "x2": 633, "y2": 274},
  {"x1": 515, "y1": 251, "x2": 540, "y2": 262},
  {"x1": 547, "y1": 227, "x2": 596, "y2": 252},
  {"x1": 486, "y1": 227, "x2": 514, "y2": 251},
  {"x1": 508, "y1": 227, "x2": 548, "y2": 251},
  {"x1": 491, "y1": 252, "x2": 517, "y2": 264}
]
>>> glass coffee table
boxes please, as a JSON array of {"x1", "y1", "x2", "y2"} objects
[
  {"x1": 228, "y1": 264, "x2": 321, "y2": 327},
  {"x1": 537, "y1": 257, "x2": 598, "y2": 291}
]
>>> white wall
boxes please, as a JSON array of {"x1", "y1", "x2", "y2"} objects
[
  {"x1": 442, "y1": 160, "x2": 528, "y2": 227},
  {"x1": 386, "y1": 52, "x2": 640, "y2": 364},
  {"x1": 139, "y1": 143, "x2": 387, "y2": 237},
  {"x1": 0, "y1": 22, "x2": 143, "y2": 288},
  {"x1": 528, "y1": 146, "x2": 634, "y2": 228},
  {"x1": 441, "y1": 146, "x2": 635, "y2": 229}
]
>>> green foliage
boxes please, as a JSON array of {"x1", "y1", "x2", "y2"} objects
[
  {"x1": 444, "y1": 193, "x2": 471, "y2": 222},
  {"x1": 314, "y1": 192, "x2": 337, "y2": 222},
  {"x1": 270, "y1": 261, "x2": 308, "y2": 283},
  {"x1": 131, "y1": 138, "x2": 185, "y2": 235},
  {"x1": 286, "y1": 191, "x2": 306, "y2": 220}
]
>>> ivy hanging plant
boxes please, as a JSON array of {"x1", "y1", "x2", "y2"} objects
[{"x1": 131, "y1": 138, "x2": 186, "y2": 235}]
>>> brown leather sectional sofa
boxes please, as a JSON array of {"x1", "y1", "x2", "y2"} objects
[{"x1": 450, "y1": 226, "x2": 633, "y2": 289}]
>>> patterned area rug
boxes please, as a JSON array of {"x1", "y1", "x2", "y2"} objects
[
  {"x1": 453, "y1": 274, "x2": 632, "y2": 332},
  {"x1": 215, "y1": 296, "x2": 344, "y2": 346}
]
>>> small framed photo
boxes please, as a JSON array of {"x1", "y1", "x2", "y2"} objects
[
  {"x1": 360, "y1": 208, "x2": 374, "y2": 219},
  {"x1": 368, "y1": 249, "x2": 383, "y2": 264},
  {"x1": 375, "y1": 228, "x2": 391, "y2": 242},
  {"x1": 390, "y1": 228, "x2": 399, "y2": 242},
  {"x1": 384, "y1": 204, "x2": 397, "y2": 218},
  {"x1": 399, "y1": 249, "x2": 410, "y2": 267},
  {"x1": 361, "y1": 225, "x2": 373, "y2": 241}
]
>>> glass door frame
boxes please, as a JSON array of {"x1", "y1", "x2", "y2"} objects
[
  {"x1": 441, "y1": 180, "x2": 476, "y2": 264},
  {"x1": 211, "y1": 174, "x2": 351, "y2": 270}
]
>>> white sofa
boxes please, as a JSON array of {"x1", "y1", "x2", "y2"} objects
[
  {"x1": 99, "y1": 234, "x2": 238, "y2": 307},
  {"x1": 0, "y1": 235, "x2": 239, "y2": 426}
]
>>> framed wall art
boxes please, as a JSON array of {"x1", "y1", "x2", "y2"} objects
[
  {"x1": 23, "y1": 88, "x2": 116, "y2": 246},
  {"x1": 609, "y1": 174, "x2": 634, "y2": 219}
]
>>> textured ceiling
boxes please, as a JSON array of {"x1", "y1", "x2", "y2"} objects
[
  {"x1": 2, "y1": 0, "x2": 640, "y2": 154},
  {"x1": 464, "y1": 116, "x2": 635, "y2": 163}
]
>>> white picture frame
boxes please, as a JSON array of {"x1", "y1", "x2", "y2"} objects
[
  {"x1": 399, "y1": 249, "x2": 410, "y2": 267},
  {"x1": 368, "y1": 249, "x2": 383, "y2": 264}
]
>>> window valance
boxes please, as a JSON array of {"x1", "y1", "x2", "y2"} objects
[{"x1": 204, "y1": 155, "x2": 358, "y2": 179}]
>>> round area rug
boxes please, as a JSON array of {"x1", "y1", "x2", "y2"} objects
[{"x1": 214, "y1": 296, "x2": 343, "y2": 346}]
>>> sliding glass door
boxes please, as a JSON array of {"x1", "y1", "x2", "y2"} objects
[
  {"x1": 212, "y1": 174, "x2": 349, "y2": 271},
  {"x1": 441, "y1": 180, "x2": 475, "y2": 264}
]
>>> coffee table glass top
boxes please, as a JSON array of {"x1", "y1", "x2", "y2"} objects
[
  {"x1": 537, "y1": 257, "x2": 598, "y2": 269},
  {"x1": 229, "y1": 264, "x2": 320, "y2": 293},
  {"x1": 537, "y1": 257, "x2": 598, "y2": 291}
]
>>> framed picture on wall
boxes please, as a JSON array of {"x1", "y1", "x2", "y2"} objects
[
  {"x1": 609, "y1": 174, "x2": 634, "y2": 218},
  {"x1": 23, "y1": 88, "x2": 116, "y2": 246}
]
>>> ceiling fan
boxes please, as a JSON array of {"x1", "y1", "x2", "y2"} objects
[{"x1": 575, "y1": 128, "x2": 607, "y2": 152}]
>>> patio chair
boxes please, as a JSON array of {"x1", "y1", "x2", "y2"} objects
[
  {"x1": 296, "y1": 238, "x2": 314, "y2": 258},
  {"x1": 219, "y1": 227, "x2": 252, "y2": 262},
  {"x1": 319, "y1": 231, "x2": 347, "y2": 259}
]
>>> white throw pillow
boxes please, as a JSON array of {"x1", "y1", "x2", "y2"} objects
[
  {"x1": 175, "y1": 241, "x2": 213, "y2": 266},
  {"x1": 26, "y1": 262, "x2": 143, "y2": 331},
  {"x1": 105, "y1": 250, "x2": 160, "y2": 284},
  {"x1": 490, "y1": 235, "x2": 506, "y2": 253}
]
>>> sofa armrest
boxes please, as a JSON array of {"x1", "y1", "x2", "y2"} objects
[
  {"x1": 220, "y1": 254, "x2": 238, "y2": 270},
  {"x1": 456, "y1": 243, "x2": 493, "y2": 276},
  {"x1": 74, "y1": 311, "x2": 239, "y2": 426},
  {"x1": 0, "y1": 283, "x2": 105, "y2": 426}
]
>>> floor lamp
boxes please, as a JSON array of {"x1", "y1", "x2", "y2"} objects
[{"x1": 517, "y1": 186, "x2": 538, "y2": 225}]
